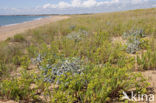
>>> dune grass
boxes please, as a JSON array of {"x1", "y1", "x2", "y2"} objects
[{"x1": 0, "y1": 8, "x2": 156, "y2": 102}]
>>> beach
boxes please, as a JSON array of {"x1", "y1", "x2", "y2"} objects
[{"x1": 0, "y1": 16, "x2": 70, "y2": 41}]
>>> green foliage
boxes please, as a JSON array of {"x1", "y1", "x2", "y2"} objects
[
  {"x1": 13, "y1": 34, "x2": 26, "y2": 42},
  {"x1": 27, "y1": 45, "x2": 38, "y2": 58},
  {"x1": 0, "y1": 70, "x2": 37, "y2": 101},
  {"x1": 50, "y1": 63, "x2": 148, "y2": 103},
  {"x1": 140, "y1": 38, "x2": 150, "y2": 49},
  {"x1": 66, "y1": 29, "x2": 88, "y2": 42},
  {"x1": 0, "y1": 60, "x2": 7, "y2": 78},
  {"x1": 94, "y1": 40, "x2": 112, "y2": 64},
  {"x1": 38, "y1": 57, "x2": 84, "y2": 83},
  {"x1": 12, "y1": 56, "x2": 21, "y2": 66},
  {"x1": 20, "y1": 56, "x2": 31, "y2": 70},
  {"x1": 123, "y1": 29, "x2": 146, "y2": 54},
  {"x1": 137, "y1": 49, "x2": 156, "y2": 70},
  {"x1": 0, "y1": 8, "x2": 156, "y2": 102}
]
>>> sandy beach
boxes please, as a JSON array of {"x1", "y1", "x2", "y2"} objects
[{"x1": 0, "y1": 16, "x2": 70, "y2": 41}]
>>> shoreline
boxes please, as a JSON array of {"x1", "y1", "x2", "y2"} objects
[
  {"x1": 0, "y1": 16, "x2": 50, "y2": 27},
  {"x1": 0, "y1": 16, "x2": 70, "y2": 41}
]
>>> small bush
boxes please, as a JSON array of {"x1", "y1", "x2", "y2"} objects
[
  {"x1": 137, "y1": 49, "x2": 156, "y2": 70},
  {"x1": 126, "y1": 37, "x2": 141, "y2": 54},
  {"x1": 13, "y1": 34, "x2": 26, "y2": 42},
  {"x1": 66, "y1": 29, "x2": 88, "y2": 42},
  {"x1": 69, "y1": 25, "x2": 76, "y2": 30},
  {"x1": 35, "y1": 54, "x2": 84, "y2": 83},
  {"x1": 12, "y1": 56, "x2": 21, "y2": 66},
  {"x1": 140, "y1": 38, "x2": 150, "y2": 49},
  {"x1": 123, "y1": 29, "x2": 145, "y2": 39},
  {"x1": 0, "y1": 70, "x2": 44, "y2": 103},
  {"x1": 20, "y1": 56, "x2": 31, "y2": 70},
  {"x1": 0, "y1": 70, "x2": 36, "y2": 101},
  {"x1": 123, "y1": 29, "x2": 146, "y2": 54},
  {"x1": 51, "y1": 63, "x2": 148, "y2": 103}
]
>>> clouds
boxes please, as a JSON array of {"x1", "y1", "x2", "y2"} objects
[
  {"x1": 131, "y1": 0, "x2": 148, "y2": 4},
  {"x1": 0, "y1": 0, "x2": 155, "y2": 15},
  {"x1": 82, "y1": 0, "x2": 97, "y2": 8},
  {"x1": 42, "y1": 0, "x2": 120, "y2": 9},
  {"x1": 42, "y1": 0, "x2": 150, "y2": 9}
]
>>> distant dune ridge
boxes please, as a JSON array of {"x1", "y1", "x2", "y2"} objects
[{"x1": 0, "y1": 16, "x2": 70, "y2": 41}]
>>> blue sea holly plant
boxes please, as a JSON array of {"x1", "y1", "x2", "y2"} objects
[
  {"x1": 34, "y1": 54, "x2": 85, "y2": 84},
  {"x1": 123, "y1": 29, "x2": 146, "y2": 54},
  {"x1": 66, "y1": 29, "x2": 88, "y2": 42}
]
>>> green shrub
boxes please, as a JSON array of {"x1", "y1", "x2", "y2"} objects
[
  {"x1": 140, "y1": 38, "x2": 150, "y2": 49},
  {"x1": 50, "y1": 63, "x2": 148, "y2": 103},
  {"x1": 13, "y1": 34, "x2": 26, "y2": 42},
  {"x1": 137, "y1": 49, "x2": 156, "y2": 70},
  {"x1": 123, "y1": 29, "x2": 146, "y2": 54},
  {"x1": 6, "y1": 37, "x2": 11, "y2": 41},
  {"x1": 12, "y1": 56, "x2": 21, "y2": 66},
  {"x1": 36, "y1": 56, "x2": 84, "y2": 83},
  {"x1": 66, "y1": 29, "x2": 88, "y2": 42},
  {"x1": 94, "y1": 40, "x2": 112, "y2": 64},
  {"x1": 0, "y1": 70, "x2": 40, "y2": 101},
  {"x1": 20, "y1": 56, "x2": 31, "y2": 70},
  {"x1": 27, "y1": 45, "x2": 38, "y2": 58}
]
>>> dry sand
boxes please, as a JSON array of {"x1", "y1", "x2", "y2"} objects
[{"x1": 0, "y1": 16, "x2": 70, "y2": 41}]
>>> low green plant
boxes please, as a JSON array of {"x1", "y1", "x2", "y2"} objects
[
  {"x1": 123, "y1": 29, "x2": 146, "y2": 54},
  {"x1": 0, "y1": 70, "x2": 37, "y2": 101},
  {"x1": 66, "y1": 29, "x2": 88, "y2": 42},
  {"x1": 36, "y1": 56, "x2": 84, "y2": 83},
  {"x1": 20, "y1": 56, "x2": 31, "y2": 70},
  {"x1": 12, "y1": 56, "x2": 21, "y2": 66},
  {"x1": 94, "y1": 40, "x2": 112, "y2": 64},
  {"x1": 13, "y1": 34, "x2": 26, "y2": 42},
  {"x1": 140, "y1": 38, "x2": 150, "y2": 49},
  {"x1": 0, "y1": 60, "x2": 7, "y2": 78},
  {"x1": 50, "y1": 63, "x2": 148, "y2": 103},
  {"x1": 137, "y1": 49, "x2": 156, "y2": 70}
]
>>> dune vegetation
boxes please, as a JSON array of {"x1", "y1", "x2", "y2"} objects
[{"x1": 0, "y1": 8, "x2": 156, "y2": 102}]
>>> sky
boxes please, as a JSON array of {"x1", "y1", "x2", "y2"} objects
[{"x1": 0, "y1": 0, "x2": 156, "y2": 15}]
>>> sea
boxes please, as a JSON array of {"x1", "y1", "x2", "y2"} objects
[{"x1": 0, "y1": 15, "x2": 47, "y2": 26}]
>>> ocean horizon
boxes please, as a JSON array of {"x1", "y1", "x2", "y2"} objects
[{"x1": 0, "y1": 15, "x2": 47, "y2": 26}]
